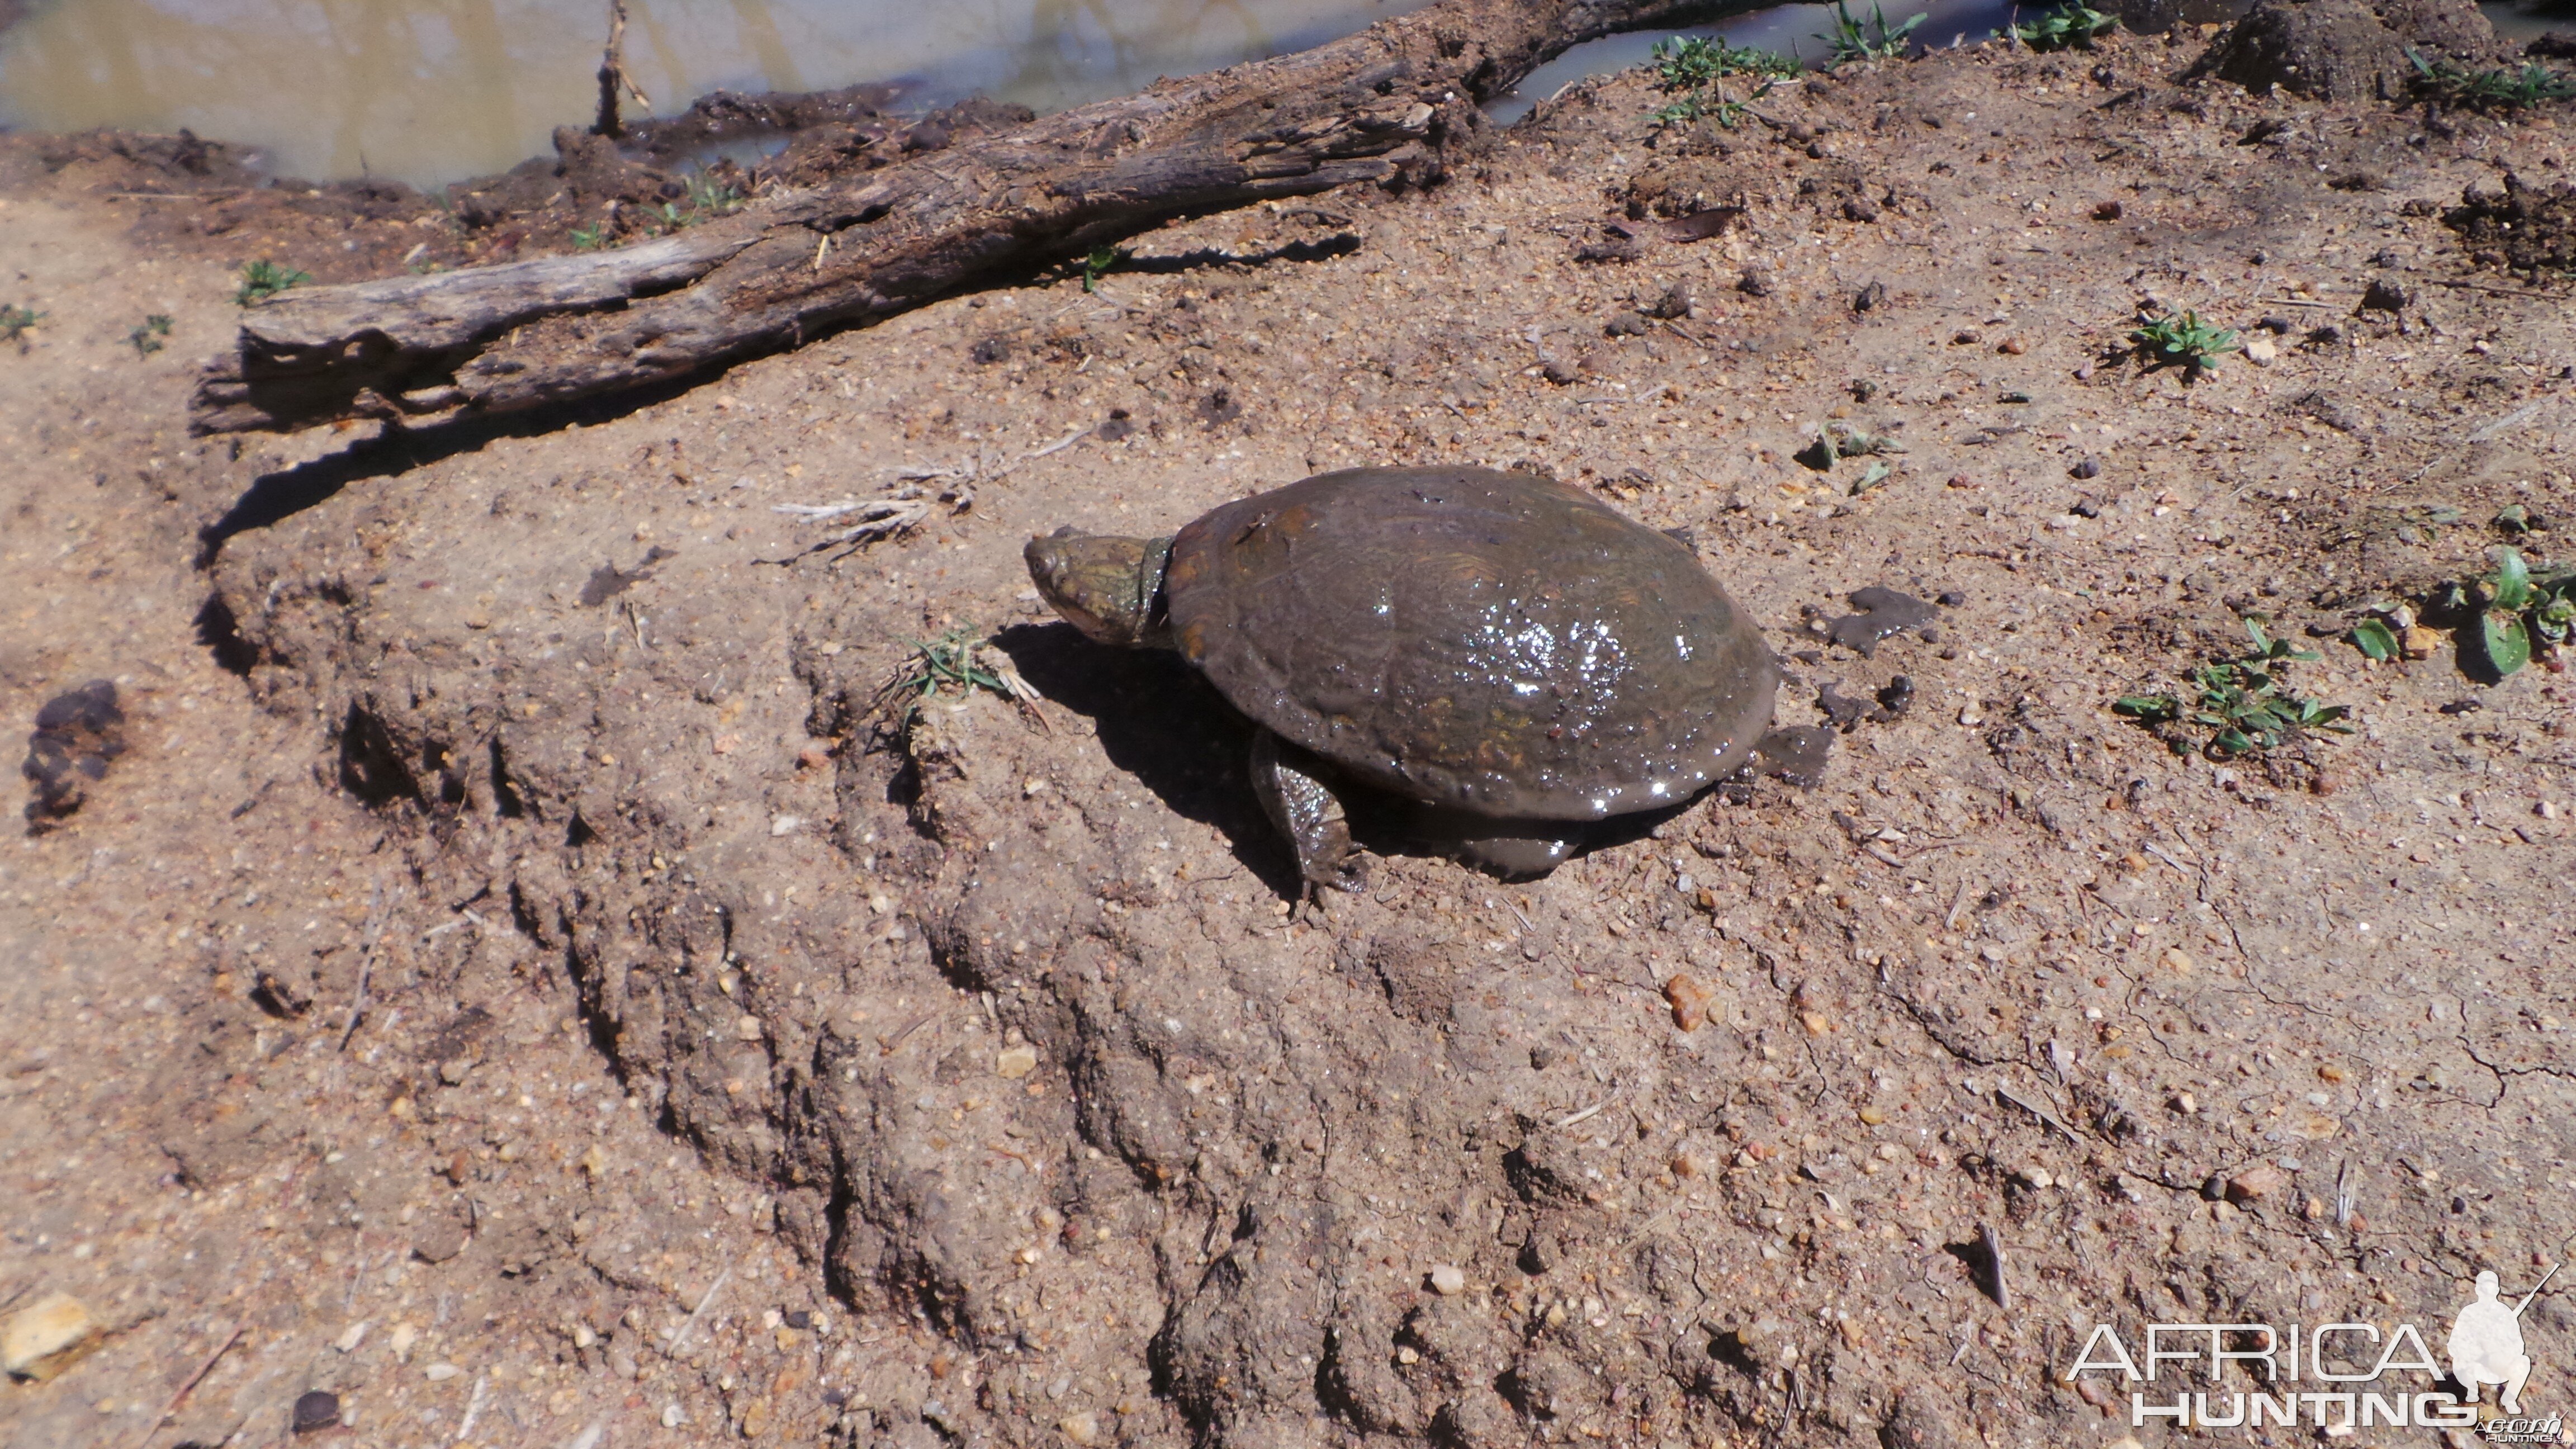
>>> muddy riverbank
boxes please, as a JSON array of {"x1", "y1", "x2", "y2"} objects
[{"x1": 4, "y1": 4, "x2": 2576, "y2": 1445}]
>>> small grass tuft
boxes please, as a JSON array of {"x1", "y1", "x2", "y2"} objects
[
  {"x1": 570, "y1": 222, "x2": 609, "y2": 251},
  {"x1": 2115, "y1": 619, "x2": 2354, "y2": 757},
  {"x1": 1079, "y1": 245, "x2": 1129, "y2": 292},
  {"x1": 1646, "y1": 35, "x2": 1802, "y2": 126},
  {"x1": 655, "y1": 172, "x2": 744, "y2": 233},
  {"x1": 2129, "y1": 310, "x2": 2237, "y2": 375},
  {"x1": 235, "y1": 260, "x2": 312, "y2": 306},
  {"x1": 126, "y1": 314, "x2": 173, "y2": 357},
  {"x1": 2008, "y1": 2, "x2": 2117, "y2": 51},
  {"x1": 2405, "y1": 49, "x2": 2576, "y2": 109},
  {"x1": 873, "y1": 626, "x2": 1045, "y2": 744},
  {"x1": 2438, "y1": 546, "x2": 2576, "y2": 678},
  {"x1": 1817, "y1": 1, "x2": 1926, "y2": 66},
  {"x1": 1, "y1": 303, "x2": 42, "y2": 348}
]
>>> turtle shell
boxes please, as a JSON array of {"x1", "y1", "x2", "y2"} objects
[{"x1": 1163, "y1": 466, "x2": 1778, "y2": 821}]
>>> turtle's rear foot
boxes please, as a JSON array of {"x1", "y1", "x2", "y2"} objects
[{"x1": 1249, "y1": 732, "x2": 1366, "y2": 897}]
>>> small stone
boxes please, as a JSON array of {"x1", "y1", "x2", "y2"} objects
[
  {"x1": 1662, "y1": 973, "x2": 1714, "y2": 1033},
  {"x1": 1996, "y1": 336, "x2": 2028, "y2": 355},
  {"x1": 1857, "y1": 1106, "x2": 1887, "y2": 1126},
  {"x1": 2402, "y1": 626, "x2": 2441, "y2": 660},
  {"x1": 388, "y1": 1323, "x2": 418, "y2": 1360},
  {"x1": 1799, "y1": 1010, "x2": 1835, "y2": 1037},
  {"x1": 579, "y1": 1144, "x2": 609, "y2": 1180},
  {"x1": 995, "y1": 1044, "x2": 1039, "y2": 1079},
  {"x1": 291, "y1": 1390, "x2": 342, "y2": 1433},
  {"x1": 662, "y1": 1402, "x2": 686, "y2": 1428},
  {"x1": 438, "y1": 1058, "x2": 476, "y2": 1086},
  {"x1": 1060, "y1": 1410, "x2": 1101, "y2": 1445},
  {"x1": 1427, "y1": 1265, "x2": 1467, "y2": 1296},
  {"x1": 735, "y1": 1015, "x2": 765, "y2": 1041},
  {"x1": 2243, "y1": 335, "x2": 2277, "y2": 366},
  {"x1": 2174, "y1": 1091, "x2": 2199, "y2": 1114},
  {"x1": 769, "y1": 814, "x2": 803, "y2": 836},
  {"x1": 2160, "y1": 947, "x2": 2194, "y2": 976},
  {"x1": 334, "y1": 1321, "x2": 370, "y2": 1353},
  {"x1": 2018, "y1": 1166, "x2": 2055, "y2": 1190},
  {"x1": 1671, "y1": 1152, "x2": 1704, "y2": 1178},
  {"x1": 1957, "y1": 703, "x2": 1984, "y2": 726},
  {"x1": 425, "y1": 1362, "x2": 462, "y2": 1381},
  {"x1": 412, "y1": 1213, "x2": 467, "y2": 1264},
  {"x1": 2091, "y1": 200, "x2": 2123, "y2": 221},
  {"x1": 2, "y1": 1292, "x2": 101, "y2": 1382},
  {"x1": 2225, "y1": 1164, "x2": 2286, "y2": 1204}
]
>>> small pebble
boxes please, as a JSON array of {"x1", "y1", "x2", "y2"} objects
[
  {"x1": 1, "y1": 1292, "x2": 101, "y2": 1382},
  {"x1": 1663, "y1": 973, "x2": 1715, "y2": 1033},
  {"x1": 425, "y1": 1362, "x2": 462, "y2": 1381},
  {"x1": 1060, "y1": 1411, "x2": 1101, "y2": 1445},
  {"x1": 995, "y1": 1044, "x2": 1039, "y2": 1079},
  {"x1": 2226, "y1": 1164, "x2": 2285, "y2": 1203},
  {"x1": 334, "y1": 1322, "x2": 370, "y2": 1353},
  {"x1": 1428, "y1": 1264, "x2": 1467, "y2": 1296},
  {"x1": 291, "y1": 1391, "x2": 342, "y2": 1434},
  {"x1": 662, "y1": 1402, "x2": 686, "y2": 1428},
  {"x1": 734, "y1": 1015, "x2": 765, "y2": 1041}
]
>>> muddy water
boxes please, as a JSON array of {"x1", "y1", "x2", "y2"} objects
[
  {"x1": 0, "y1": 0, "x2": 1428, "y2": 186},
  {"x1": 0, "y1": 0, "x2": 2558, "y2": 190}
]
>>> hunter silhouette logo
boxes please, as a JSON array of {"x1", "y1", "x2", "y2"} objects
[
  {"x1": 2451, "y1": 1266, "x2": 2553, "y2": 1417},
  {"x1": 2061, "y1": 1260, "x2": 2561, "y2": 1432}
]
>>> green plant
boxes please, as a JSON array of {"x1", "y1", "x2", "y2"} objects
[
  {"x1": 2405, "y1": 49, "x2": 2576, "y2": 108},
  {"x1": 125, "y1": 314, "x2": 172, "y2": 357},
  {"x1": 570, "y1": 222, "x2": 609, "y2": 250},
  {"x1": 2351, "y1": 617, "x2": 2402, "y2": 661},
  {"x1": 1817, "y1": 1, "x2": 1926, "y2": 65},
  {"x1": 1646, "y1": 34, "x2": 1803, "y2": 124},
  {"x1": 1652, "y1": 79, "x2": 1779, "y2": 129},
  {"x1": 2115, "y1": 619, "x2": 2354, "y2": 757},
  {"x1": 2441, "y1": 546, "x2": 2576, "y2": 677},
  {"x1": 1, "y1": 303, "x2": 41, "y2": 346},
  {"x1": 2129, "y1": 310, "x2": 2238, "y2": 374},
  {"x1": 235, "y1": 260, "x2": 311, "y2": 306},
  {"x1": 2009, "y1": 2, "x2": 2116, "y2": 50},
  {"x1": 655, "y1": 172, "x2": 745, "y2": 233},
  {"x1": 1080, "y1": 245, "x2": 1128, "y2": 292},
  {"x1": 872, "y1": 626, "x2": 1043, "y2": 740}
]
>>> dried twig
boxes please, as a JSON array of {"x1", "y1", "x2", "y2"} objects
[
  {"x1": 1979, "y1": 1223, "x2": 2010, "y2": 1311},
  {"x1": 665, "y1": 1261, "x2": 736, "y2": 1356},
  {"x1": 130, "y1": 1323, "x2": 243, "y2": 1449},
  {"x1": 1996, "y1": 1086, "x2": 2082, "y2": 1144},
  {"x1": 338, "y1": 879, "x2": 385, "y2": 1051},
  {"x1": 593, "y1": 0, "x2": 650, "y2": 138}
]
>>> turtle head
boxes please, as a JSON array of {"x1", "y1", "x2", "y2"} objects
[{"x1": 1024, "y1": 528, "x2": 1173, "y2": 648}]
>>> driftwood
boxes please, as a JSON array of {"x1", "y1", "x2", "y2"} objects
[{"x1": 191, "y1": 0, "x2": 1745, "y2": 437}]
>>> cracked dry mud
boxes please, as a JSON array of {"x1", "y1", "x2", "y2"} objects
[{"x1": 4, "y1": 21, "x2": 2576, "y2": 1449}]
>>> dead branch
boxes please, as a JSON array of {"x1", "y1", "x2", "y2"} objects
[{"x1": 191, "y1": 0, "x2": 1752, "y2": 438}]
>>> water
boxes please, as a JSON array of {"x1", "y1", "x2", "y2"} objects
[
  {"x1": 0, "y1": 0, "x2": 1429, "y2": 187},
  {"x1": 0, "y1": 0, "x2": 2560, "y2": 190}
]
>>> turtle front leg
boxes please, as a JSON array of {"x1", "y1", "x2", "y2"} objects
[{"x1": 1249, "y1": 732, "x2": 1366, "y2": 897}]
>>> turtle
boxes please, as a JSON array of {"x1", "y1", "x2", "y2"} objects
[{"x1": 1024, "y1": 465, "x2": 1779, "y2": 890}]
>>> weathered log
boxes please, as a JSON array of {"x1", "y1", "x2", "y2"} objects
[{"x1": 191, "y1": 0, "x2": 1748, "y2": 437}]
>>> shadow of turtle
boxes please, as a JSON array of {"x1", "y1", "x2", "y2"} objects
[{"x1": 991, "y1": 622, "x2": 1304, "y2": 898}]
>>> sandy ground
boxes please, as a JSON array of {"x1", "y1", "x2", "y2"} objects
[{"x1": 3, "y1": 18, "x2": 2576, "y2": 1449}]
